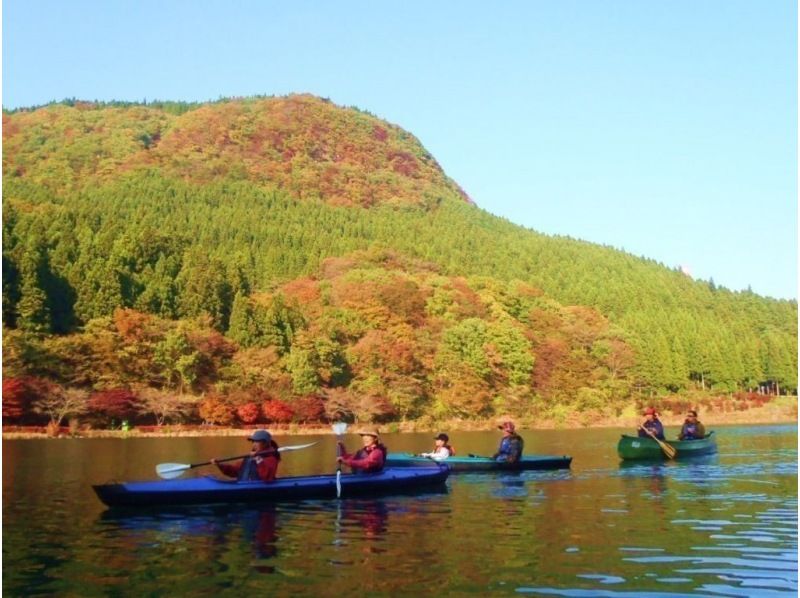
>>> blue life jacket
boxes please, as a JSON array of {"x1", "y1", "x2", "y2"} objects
[
  {"x1": 681, "y1": 422, "x2": 699, "y2": 440},
  {"x1": 496, "y1": 435, "x2": 524, "y2": 463},
  {"x1": 639, "y1": 420, "x2": 665, "y2": 440}
]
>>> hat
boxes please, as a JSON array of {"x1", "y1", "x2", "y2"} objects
[
  {"x1": 498, "y1": 421, "x2": 516, "y2": 432},
  {"x1": 356, "y1": 428, "x2": 380, "y2": 437},
  {"x1": 435, "y1": 433, "x2": 449, "y2": 442},
  {"x1": 643, "y1": 407, "x2": 657, "y2": 416},
  {"x1": 247, "y1": 429, "x2": 272, "y2": 443}
]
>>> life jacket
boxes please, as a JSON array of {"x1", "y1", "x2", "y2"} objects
[
  {"x1": 682, "y1": 422, "x2": 699, "y2": 439},
  {"x1": 238, "y1": 442, "x2": 280, "y2": 481},
  {"x1": 238, "y1": 456, "x2": 260, "y2": 481},
  {"x1": 353, "y1": 442, "x2": 387, "y2": 472},
  {"x1": 498, "y1": 434, "x2": 524, "y2": 463},
  {"x1": 644, "y1": 419, "x2": 661, "y2": 430}
]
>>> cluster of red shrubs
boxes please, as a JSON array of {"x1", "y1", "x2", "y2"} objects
[
  {"x1": 2, "y1": 375, "x2": 331, "y2": 428},
  {"x1": 199, "y1": 394, "x2": 326, "y2": 426}
]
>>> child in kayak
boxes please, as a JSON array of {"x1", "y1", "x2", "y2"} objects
[
  {"x1": 338, "y1": 428, "x2": 387, "y2": 473},
  {"x1": 418, "y1": 433, "x2": 455, "y2": 460},
  {"x1": 678, "y1": 410, "x2": 706, "y2": 440},
  {"x1": 492, "y1": 421, "x2": 524, "y2": 463},
  {"x1": 211, "y1": 429, "x2": 280, "y2": 482},
  {"x1": 638, "y1": 407, "x2": 665, "y2": 440}
]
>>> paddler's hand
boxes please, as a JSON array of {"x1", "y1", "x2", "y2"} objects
[
  {"x1": 336, "y1": 456, "x2": 344, "y2": 464},
  {"x1": 210, "y1": 458, "x2": 218, "y2": 465}
]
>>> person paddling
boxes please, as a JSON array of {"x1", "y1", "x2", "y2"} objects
[
  {"x1": 337, "y1": 428, "x2": 387, "y2": 473},
  {"x1": 638, "y1": 407, "x2": 665, "y2": 440},
  {"x1": 211, "y1": 429, "x2": 280, "y2": 482},
  {"x1": 492, "y1": 421, "x2": 524, "y2": 464},
  {"x1": 419, "y1": 433, "x2": 454, "y2": 461},
  {"x1": 678, "y1": 410, "x2": 706, "y2": 440}
]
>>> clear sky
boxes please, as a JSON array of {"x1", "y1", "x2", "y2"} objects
[{"x1": 3, "y1": 0, "x2": 797, "y2": 299}]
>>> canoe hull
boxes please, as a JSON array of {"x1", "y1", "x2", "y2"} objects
[
  {"x1": 93, "y1": 466, "x2": 449, "y2": 507},
  {"x1": 617, "y1": 432, "x2": 717, "y2": 461},
  {"x1": 385, "y1": 453, "x2": 572, "y2": 472}
]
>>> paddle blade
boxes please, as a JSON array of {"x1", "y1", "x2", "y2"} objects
[
  {"x1": 663, "y1": 443, "x2": 677, "y2": 459},
  {"x1": 277, "y1": 442, "x2": 317, "y2": 452},
  {"x1": 332, "y1": 422, "x2": 348, "y2": 436},
  {"x1": 155, "y1": 463, "x2": 191, "y2": 479}
]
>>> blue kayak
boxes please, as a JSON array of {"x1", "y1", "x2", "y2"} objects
[
  {"x1": 93, "y1": 466, "x2": 449, "y2": 507},
  {"x1": 386, "y1": 453, "x2": 572, "y2": 472}
]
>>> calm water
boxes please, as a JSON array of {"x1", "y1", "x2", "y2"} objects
[{"x1": 3, "y1": 424, "x2": 797, "y2": 596}]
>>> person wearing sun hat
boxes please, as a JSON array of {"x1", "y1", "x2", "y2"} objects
[
  {"x1": 419, "y1": 433, "x2": 455, "y2": 460},
  {"x1": 492, "y1": 421, "x2": 524, "y2": 464},
  {"x1": 211, "y1": 429, "x2": 281, "y2": 482},
  {"x1": 637, "y1": 407, "x2": 665, "y2": 440},
  {"x1": 337, "y1": 427, "x2": 387, "y2": 473}
]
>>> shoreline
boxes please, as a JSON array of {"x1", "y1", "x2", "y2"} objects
[{"x1": 3, "y1": 400, "x2": 796, "y2": 439}]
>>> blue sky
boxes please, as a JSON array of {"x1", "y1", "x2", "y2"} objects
[{"x1": 3, "y1": 0, "x2": 797, "y2": 299}]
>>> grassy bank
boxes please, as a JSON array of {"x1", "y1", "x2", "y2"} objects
[{"x1": 3, "y1": 396, "x2": 796, "y2": 439}]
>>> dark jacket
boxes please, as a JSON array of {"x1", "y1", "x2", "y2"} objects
[{"x1": 678, "y1": 420, "x2": 706, "y2": 440}]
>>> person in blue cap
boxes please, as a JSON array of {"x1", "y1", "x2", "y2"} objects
[{"x1": 212, "y1": 429, "x2": 281, "y2": 482}]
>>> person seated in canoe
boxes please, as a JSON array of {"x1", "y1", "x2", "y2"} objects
[
  {"x1": 337, "y1": 428, "x2": 387, "y2": 473},
  {"x1": 678, "y1": 409, "x2": 706, "y2": 440},
  {"x1": 211, "y1": 429, "x2": 280, "y2": 482},
  {"x1": 637, "y1": 407, "x2": 665, "y2": 440},
  {"x1": 492, "y1": 421, "x2": 524, "y2": 463},
  {"x1": 418, "y1": 433, "x2": 455, "y2": 460}
]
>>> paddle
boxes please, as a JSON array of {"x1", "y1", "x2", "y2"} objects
[
  {"x1": 332, "y1": 422, "x2": 348, "y2": 498},
  {"x1": 155, "y1": 442, "x2": 318, "y2": 479},
  {"x1": 639, "y1": 426, "x2": 677, "y2": 459}
]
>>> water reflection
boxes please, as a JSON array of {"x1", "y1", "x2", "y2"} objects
[
  {"x1": 4, "y1": 425, "x2": 796, "y2": 596},
  {"x1": 101, "y1": 504, "x2": 282, "y2": 572}
]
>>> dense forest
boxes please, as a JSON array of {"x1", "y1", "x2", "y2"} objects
[{"x1": 2, "y1": 95, "x2": 796, "y2": 428}]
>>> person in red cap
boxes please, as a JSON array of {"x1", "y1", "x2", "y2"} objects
[
  {"x1": 638, "y1": 408, "x2": 665, "y2": 440},
  {"x1": 492, "y1": 421, "x2": 524, "y2": 463},
  {"x1": 211, "y1": 429, "x2": 281, "y2": 482}
]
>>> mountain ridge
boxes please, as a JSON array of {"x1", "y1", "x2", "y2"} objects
[{"x1": 2, "y1": 94, "x2": 796, "y2": 420}]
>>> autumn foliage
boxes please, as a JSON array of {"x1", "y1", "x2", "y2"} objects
[
  {"x1": 1, "y1": 94, "x2": 796, "y2": 425},
  {"x1": 261, "y1": 399, "x2": 294, "y2": 424},
  {"x1": 2, "y1": 377, "x2": 53, "y2": 421},
  {"x1": 198, "y1": 395, "x2": 235, "y2": 426},
  {"x1": 88, "y1": 389, "x2": 140, "y2": 420},
  {"x1": 236, "y1": 402, "x2": 261, "y2": 424}
]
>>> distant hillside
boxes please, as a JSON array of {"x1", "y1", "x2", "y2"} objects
[
  {"x1": 2, "y1": 95, "x2": 796, "y2": 417},
  {"x1": 2, "y1": 94, "x2": 470, "y2": 208}
]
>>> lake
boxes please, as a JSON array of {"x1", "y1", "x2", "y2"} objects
[{"x1": 3, "y1": 424, "x2": 797, "y2": 596}]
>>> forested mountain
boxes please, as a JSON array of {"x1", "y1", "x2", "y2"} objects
[{"x1": 2, "y1": 95, "x2": 796, "y2": 426}]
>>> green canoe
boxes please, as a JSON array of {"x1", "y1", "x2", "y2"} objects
[{"x1": 617, "y1": 431, "x2": 717, "y2": 461}]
